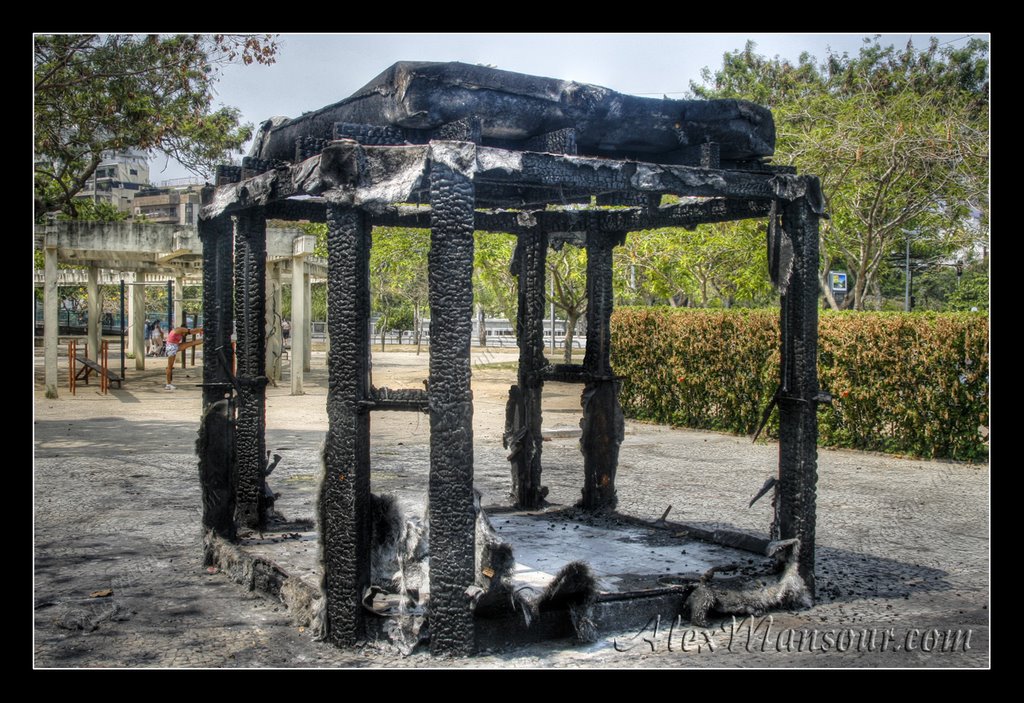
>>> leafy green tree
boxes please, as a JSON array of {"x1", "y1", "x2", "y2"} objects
[
  {"x1": 616, "y1": 220, "x2": 773, "y2": 308},
  {"x1": 473, "y1": 232, "x2": 518, "y2": 335},
  {"x1": 55, "y1": 198, "x2": 129, "y2": 223},
  {"x1": 34, "y1": 33, "x2": 277, "y2": 216},
  {"x1": 691, "y1": 37, "x2": 989, "y2": 310},
  {"x1": 548, "y1": 244, "x2": 588, "y2": 363},
  {"x1": 369, "y1": 227, "x2": 429, "y2": 351},
  {"x1": 945, "y1": 267, "x2": 988, "y2": 312}
]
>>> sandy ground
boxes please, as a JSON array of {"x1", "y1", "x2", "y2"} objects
[{"x1": 33, "y1": 344, "x2": 989, "y2": 668}]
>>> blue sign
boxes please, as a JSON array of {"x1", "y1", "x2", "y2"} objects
[{"x1": 830, "y1": 271, "x2": 848, "y2": 292}]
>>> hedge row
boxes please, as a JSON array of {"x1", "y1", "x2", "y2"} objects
[{"x1": 611, "y1": 308, "x2": 989, "y2": 462}]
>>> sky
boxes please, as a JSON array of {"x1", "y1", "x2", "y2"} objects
[{"x1": 147, "y1": 32, "x2": 983, "y2": 184}]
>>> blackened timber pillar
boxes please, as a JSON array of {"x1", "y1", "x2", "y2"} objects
[
  {"x1": 427, "y1": 146, "x2": 477, "y2": 655},
  {"x1": 508, "y1": 229, "x2": 549, "y2": 509},
  {"x1": 579, "y1": 231, "x2": 625, "y2": 511},
  {"x1": 233, "y1": 208, "x2": 268, "y2": 530},
  {"x1": 777, "y1": 191, "x2": 820, "y2": 596},
  {"x1": 198, "y1": 213, "x2": 236, "y2": 543},
  {"x1": 321, "y1": 206, "x2": 373, "y2": 647}
]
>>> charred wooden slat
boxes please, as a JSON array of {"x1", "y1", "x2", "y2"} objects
[
  {"x1": 523, "y1": 127, "x2": 577, "y2": 155},
  {"x1": 215, "y1": 165, "x2": 242, "y2": 186},
  {"x1": 541, "y1": 363, "x2": 592, "y2": 384},
  {"x1": 361, "y1": 387, "x2": 430, "y2": 412},
  {"x1": 333, "y1": 122, "x2": 409, "y2": 145}
]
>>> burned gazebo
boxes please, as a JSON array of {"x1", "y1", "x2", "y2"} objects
[{"x1": 196, "y1": 62, "x2": 824, "y2": 655}]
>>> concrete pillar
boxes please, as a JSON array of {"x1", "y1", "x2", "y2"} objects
[
  {"x1": 291, "y1": 249, "x2": 307, "y2": 395},
  {"x1": 198, "y1": 213, "x2": 236, "y2": 542},
  {"x1": 265, "y1": 261, "x2": 282, "y2": 383},
  {"x1": 44, "y1": 242, "x2": 58, "y2": 399},
  {"x1": 126, "y1": 279, "x2": 136, "y2": 356},
  {"x1": 132, "y1": 278, "x2": 146, "y2": 370},
  {"x1": 579, "y1": 231, "x2": 625, "y2": 511},
  {"x1": 427, "y1": 150, "x2": 477, "y2": 655},
  {"x1": 234, "y1": 208, "x2": 268, "y2": 530},
  {"x1": 321, "y1": 204, "x2": 372, "y2": 647},
  {"x1": 87, "y1": 266, "x2": 100, "y2": 361},
  {"x1": 303, "y1": 271, "x2": 312, "y2": 372},
  {"x1": 508, "y1": 229, "x2": 548, "y2": 509},
  {"x1": 173, "y1": 276, "x2": 184, "y2": 327},
  {"x1": 777, "y1": 188, "x2": 821, "y2": 596}
]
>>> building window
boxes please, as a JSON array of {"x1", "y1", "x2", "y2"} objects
[{"x1": 129, "y1": 169, "x2": 138, "y2": 176}]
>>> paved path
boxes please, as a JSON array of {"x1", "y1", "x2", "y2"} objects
[{"x1": 33, "y1": 348, "x2": 989, "y2": 667}]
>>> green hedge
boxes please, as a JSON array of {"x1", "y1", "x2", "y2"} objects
[{"x1": 611, "y1": 308, "x2": 989, "y2": 462}]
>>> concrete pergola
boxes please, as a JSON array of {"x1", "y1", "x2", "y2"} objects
[
  {"x1": 33, "y1": 222, "x2": 326, "y2": 398},
  {"x1": 195, "y1": 62, "x2": 825, "y2": 655}
]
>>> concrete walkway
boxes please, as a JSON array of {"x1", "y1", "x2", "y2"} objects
[{"x1": 33, "y1": 348, "x2": 989, "y2": 667}]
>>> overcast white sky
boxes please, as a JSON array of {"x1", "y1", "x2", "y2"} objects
[{"x1": 147, "y1": 32, "x2": 983, "y2": 183}]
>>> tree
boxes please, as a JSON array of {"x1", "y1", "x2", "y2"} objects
[
  {"x1": 55, "y1": 198, "x2": 129, "y2": 224},
  {"x1": 473, "y1": 232, "x2": 518, "y2": 335},
  {"x1": 691, "y1": 37, "x2": 989, "y2": 310},
  {"x1": 547, "y1": 244, "x2": 588, "y2": 363},
  {"x1": 615, "y1": 220, "x2": 773, "y2": 309},
  {"x1": 368, "y1": 227, "x2": 429, "y2": 351},
  {"x1": 34, "y1": 33, "x2": 277, "y2": 216},
  {"x1": 945, "y1": 266, "x2": 989, "y2": 312}
]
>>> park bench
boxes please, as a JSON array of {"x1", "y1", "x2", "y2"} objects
[{"x1": 74, "y1": 355, "x2": 122, "y2": 389}]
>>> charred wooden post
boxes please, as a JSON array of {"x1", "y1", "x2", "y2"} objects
[
  {"x1": 197, "y1": 212, "x2": 236, "y2": 542},
  {"x1": 777, "y1": 187, "x2": 821, "y2": 596},
  {"x1": 579, "y1": 231, "x2": 625, "y2": 511},
  {"x1": 507, "y1": 229, "x2": 549, "y2": 509},
  {"x1": 233, "y1": 208, "x2": 269, "y2": 529},
  {"x1": 427, "y1": 145, "x2": 477, "y2": 655},
  {"x1": 320, "y1": 205, "x2": 373, "y2": 647}
]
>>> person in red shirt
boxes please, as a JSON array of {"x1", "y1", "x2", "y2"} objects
[{"x1": 165, "y1": 325, "x2": 203, "y2": 390}]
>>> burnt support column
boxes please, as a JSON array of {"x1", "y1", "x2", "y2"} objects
[
  {"x1": 233, "y1": 208, "x2": 268, "y2": 530},
  {"x1": 507, "y1": 229, "x2": 548, "y2": 509},
  {"x1": 579, "y1": 231, "x2": 625, "y2": 511},
  {"x1": 198, "y1": 213, "x2": 236, "y2": 542},
  {"x1": 427, "y1": 147, "x2": 477, "y2": 655},
  {"x1": 321, "y1": 205, "x2": 372, "y2": 647},
  {"x1": 777, "y1": 191, "x2": 820, "y2": 596}
]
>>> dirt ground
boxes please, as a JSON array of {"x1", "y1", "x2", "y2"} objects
[{"x1": 33, "y1": 344, "x2": 990, "y2": 668}]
